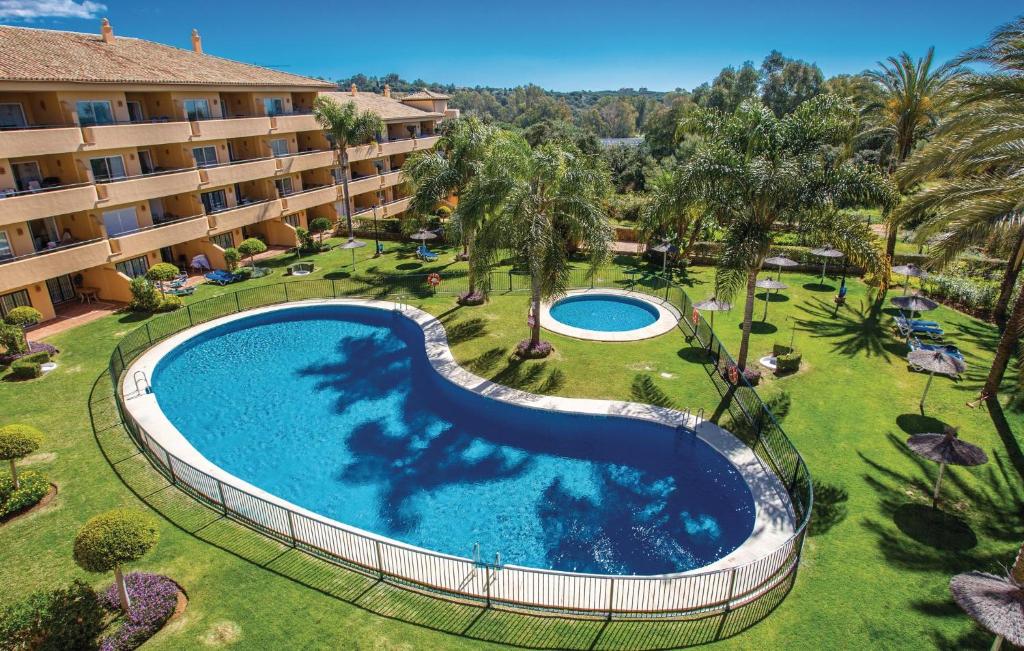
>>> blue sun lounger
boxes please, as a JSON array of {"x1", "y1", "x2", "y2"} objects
[
  {"x1": 894, "y1": 315, "x2": 943, "y2": 339},
  {"x1": 417, "y1": 244, "x2": 438, "y2": 262},
  {"x1": 204, "y1": 269, "x2": 238, "y2": 286},
  {"x1": 908, "y1": 337, "x2": 964, "y2": 362}
]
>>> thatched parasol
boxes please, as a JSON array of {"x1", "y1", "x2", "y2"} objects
[
  {"x1": 908, "y1": 349, "x2": 967, "y2": 413},
  {"x1": 755, "y1": 278, "x2": 788, "y2": 321},
  {"x1": 809, "y1": 247, "x2": 844, "y2": 285},
  {"x1": 764, "y1": 255, "x2": 798, "y2": 282},
  {"x1": 950, "y1": 543, "x2": 1024, "y2": 650},
  {"x1": 693, "y1": 297, "x2": 731, "y2": 341},
  {"x1": 649, "y1": 241, "x2": 674, "y2": 276},
  {"x1": 891, "y1": 295, "x2": 940, "y2": 315},
  {"x1": 892, "y1": 263, "x2": 931, "y2": 295},
  {"x1": 338, "y1": 237, "x2": 366, "y2": 265},
  {"x1": 906, "y1": 426, "x2": 988, "y2": 506}
]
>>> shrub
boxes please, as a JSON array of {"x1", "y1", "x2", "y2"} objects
[
  {"x1": 0, "y1": 423, "x2": 43, "y2": 490},
  {"x1": 237, "y1": 237, "x2": 267, "y2": 269},
  {"x1": 0, "y1": 469, "x2": 49, "y2": 518},
  {"x1": 128, "y1": 277, "x2": 160, "y2": 313},
  {"x1": 98, "y1": 573, "x2": 179, "y2": 651},
  {"x1": 775, "y1": 351, "x2": 803, "y2": 374},
  {"x1": 10, "y1": 351, "x2": 50, "y2": 380},
  {"x1": 0, "y1": 579, "x2": 104, "y2": 650},
  {"x1": 0, "y1": 323, "x2": 26, "y2": 355},
  {"x1": 222, "y1": 247, "x2": 241, "y2": 271},
  {"x1": 308, "y1": 216, "x2": 334, "y2": 244},
  {"x1": 156, "y1": 295, "x2": 182, "y2": 313},
  {"x1": 772, "y1": 343, "x2": 793, "y2": 357},
  {"x1": 144, "y1": 263, "x2": 179, "y2": 295},
  {"x1": 1, "y1": 341, "x2": 58, "y2": 366},
  {"x1": 514, "y1": 339, "x2": 553, "y2": 359},
  {"x1": 3, "y1": 306, "x2": 42, "y2": 329},
  {"x1": 73, "y1": 509, "x2": 160, "y2": 612}
]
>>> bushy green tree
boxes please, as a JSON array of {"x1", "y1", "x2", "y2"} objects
[
  {"x1": 144, "y1": 263, "x2": 179, "y2": 297},
  {"x1": 127, "y1": 277, "x2": 160, "y2": 313},
  {"x1": 3, "y1": 306, "x2": 41, "y2": 353},
  {"x1": 0, "y1": 424, "x2": 43, "y2": 490},
  {"x1": 307, "y1": 217, "x2": 333, "y2": 245},
  {"x1": 760, "y1": 50, "x2": 825, "y2": 116},
  {"x1": 237, "y1": 238, "x2": 267, "y2": 269},
  {"x1": 692, "y1": 62, "x2": 760, "y2": 113},
  {"x1": 222, "y1": 247, "x2": 240, "y2": 271},
  {"x1": 73, "y1": 509, "x2": 159, "y2": 612}
]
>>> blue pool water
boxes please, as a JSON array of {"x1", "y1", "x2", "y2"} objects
[
  {"x1": 549, "y1": 294, "x2": 660, "y2": 332},
  {"x1": 152, "y1": 305, "x2": 755, "y2": 574}
]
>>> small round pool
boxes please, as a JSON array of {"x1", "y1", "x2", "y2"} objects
[{"x1": 550, "y1": 294, "x2": 659, "y2": 332}]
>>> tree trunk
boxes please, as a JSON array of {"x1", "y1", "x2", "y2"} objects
[
  {"x1": 984, "y1": 276, "x2": 1024, "y2": 397},
  {"x1": 994, "y1": 226, "x2": 1024, "y2": 328},
  {"x1": 736, "y1": 268, "x2": 758, "y2": 369},
  {"x1": 339, "y1": 147, "x2": 354, "y2": 239},
  {"x1": 465, "y1": 227, "x2": 476, "y2": 295},
  {"x1": 9, "y1": 459, "x2": 18, "y2": 491},
  {"x1": 114, "y1": 565, "x2": 131, "y2": 612},
  {"x1": 682, "y1": 216, "x2": 704, "y2": 258},
  {"x1": 528, "y1": 274, "x2": 544, "y2": 348}
]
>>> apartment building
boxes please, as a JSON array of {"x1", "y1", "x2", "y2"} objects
[{"x1": 0, "y1": 21, "x2": 448, "y2": 322}]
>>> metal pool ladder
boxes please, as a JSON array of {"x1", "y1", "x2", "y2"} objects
[{"x1": 131, "y1": 370, "x2": 152, "y2": 397}]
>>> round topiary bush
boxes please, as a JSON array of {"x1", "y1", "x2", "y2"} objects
[
  {"x1": 0, "y1": 424, "x2": 43, "y2": 490},
  {"x1": 3, "y1": 306, "x2": 42, "y2": 329},
  {"x1": 145, "y1": 263, "x2": 180, "y2": 296},
  {"x1": 73, "y1": 509, "x2": 159, "y2": 612},
  {"x1": 237, "y1": 237, "x2": 267, "y2": 270}
]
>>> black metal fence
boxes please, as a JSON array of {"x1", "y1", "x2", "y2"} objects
[{"x1": 107, "y1": 272, "x2": 811, "y2": 621}]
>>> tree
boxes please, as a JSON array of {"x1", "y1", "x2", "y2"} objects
[
  {"x1": 73, "y1": 509, "x2": 159, "y2": 612},
  {"x1": 313, "y1": 96, "x2": 384, "y2": 244},
  {"x1": 404, "y1": 116, "x2": 496, "y2": 298},
  {"x1": 895, "y1": 17, "x2": 1024, "y2": 398},
  {"x1": 641, "y1": 94, "x2": 694, "y2": 159},
  {"x1": 0, "y1": 424, "x2": 42, "y2": 490},
  {"x1": 522, "y1": 119, "x2": 600, "y2": 155},
  {"x1": 144, "y1": 263, "x2": 178, "y2": 297},
  {"x1": 640, "y1": 166, "x2": 712, "y2": 260},
  {"x1": 603, "y1": 142, "x2": 653, "y2": 193},
  {"x1": 678, "y1": 97, "x2": 895, "y2": 368},
  {"x1": 460, "y1": 133, "x2": 612, "y2": 355},
  {"x1": 307, "y1": 216, "x2": 333, "y2": 245},
  {"x1": 864, "y1": 48, "x2": 964, "y2": 289},
  {"x1": 3, "y1": 306, "x2": 42, "y2": 353},
  {"x1": 237, "y1": 238, "x2": 267, "y2": 269},
  {"x1": 759, "y1": 50, "x2": 825, "y2": 116},
  {"x1": 692, "y1": 62, "x2": 760, "y2": 114},
  {"x1": 222, "y1": 247, "x2": 240, "y2": 271}
]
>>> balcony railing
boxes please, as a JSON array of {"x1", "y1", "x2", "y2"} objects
[
  {"x1": 108, "y1": 214, "x2": 211, "y2": 259},
  {"x1": 0, "y1": 238, "x2": 111, "y2": 293},
  {"x1": 0, "y1": 182, "x2": 98, "y2": 225}
]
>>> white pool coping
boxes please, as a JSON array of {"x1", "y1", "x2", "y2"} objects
[
  {"x1": 122, "y1": 298, "x2": 795, "y2": 585},
  {"x1": 540, "y1": 288, "x2": 682, "y2": 342}
]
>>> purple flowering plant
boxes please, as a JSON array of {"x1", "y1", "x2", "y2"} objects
[{"x1": 99, "y1": 573, "x2": 179, "y2": 651}]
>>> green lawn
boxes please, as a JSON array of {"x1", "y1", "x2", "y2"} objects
[{"x1": 1, "y1": 241, "x2": 1021, "y2": 649}]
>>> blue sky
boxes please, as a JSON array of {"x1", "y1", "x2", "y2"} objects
[{"x1": 1, "y1": 0, "x2": 1021, "y2": 91}]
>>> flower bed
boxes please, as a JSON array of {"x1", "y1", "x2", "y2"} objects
[
  {"x1": 0, "y1": 469, "x2": 49, "y2": 519},
  {"x1": 514, "y1": 339, "x2": 554, "y2": 359},
  {"x1": 99, "y1": 573, "x2": 181, "y2": 651},
  {"x1": 0, "y1": 341, "x2": 58, "y2": 366},
  {"x1": 457, "y1": 290, "x2": 486, "y2": 306}
]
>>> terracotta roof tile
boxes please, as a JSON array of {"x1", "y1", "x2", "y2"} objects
[
  {"x1": 401, "y1": 88, "x2": 451, "y2": 100},
  {"x1": 318, "y1": 91, "x2": 441, "y2": 121},
  {"x1": 0, "y1": 25, "x2": 333, "y2": 88}
]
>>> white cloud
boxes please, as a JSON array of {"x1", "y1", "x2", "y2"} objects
[{"x1": 0, "y1": 0, "x2": 107, "y2": 21}]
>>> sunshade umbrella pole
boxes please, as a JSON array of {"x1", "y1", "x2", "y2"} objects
[
  {"x1": 820, "y1": 259, "x2": 828, "y2": 285},
  {"x1": 932, "y1": 461, "x2": 946, "y2": 508},
  {"x1": 920, "y1": 371, "x2": 935, "y2": 414}
]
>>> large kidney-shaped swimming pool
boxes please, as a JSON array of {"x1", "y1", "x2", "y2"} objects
[{"x1": 148, "y1": 304, "x2": 757, "y2": 575}]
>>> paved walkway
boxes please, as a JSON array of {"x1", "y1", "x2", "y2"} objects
[{"x1": 30, "y1": 301, "x2": 124, "y2": 340}]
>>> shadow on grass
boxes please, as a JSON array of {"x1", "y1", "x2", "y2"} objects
[
  {"x1": 87, "y1": 371, "x2": 796, "y2": 649},
  {"x1": 740, "y1": 321, "x2": 778, "y2": 335},
  {"x1": 892, "y1": 504, "x2": 977, "y2": 551},
  {"x1": 794, "y1": 297, "x2": 895, "y2": 359},
  {"x1": 895, "y1": 413, "x2": 949, "y2": 435},
  {"x1": 677, "y1": 346, "x2": 713, "y2": 365},
  {"x1": 756, "y1": 292, "x2": 790, "y2": 303},
  {"x1": 808, "y1": 480, "x2": 848, "y2": 536},
  {"x1": 630, "y1": 375, "x2": 678, "y2": 410},
  {"x1": 442, "y1": 317, "x2": 487, "y2": 345},
  {"x1": 802, "y1": 282, "x2": 835, "y2": 292}
]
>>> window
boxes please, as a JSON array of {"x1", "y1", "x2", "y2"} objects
[
  {"x1": 201, "y1": 190, "x2": 228, "y2": 213},
  {"x1": 210, "y1": 232, "x2": 234, "y2": 249},
  {"x1": 76, "y1": 100, "x2": 114, "y2": 126},
  {"x1": 11, "y1": 161, "x2": 42, "y2": 191},
  {"x1": 0, "y1": 289, "x2": 31, "y2": 318},
  {"x1": 269, "y1": 138, "x2": 289, "y2": 157},
  {"x1": 192, "y1": 146, "x2": 218, "y2": 168},
  {"x1": 184, "y1": 99, "x2": 212, "y2": 121},
  {"x1": 126, "y1": 101, "x2": 145, "y2": 123},
  {"x1": 138, "y1": 150, "x2": 155, "y2": 175},
  {"x1": 0, "y1": 230, "x2": 13, "y2": 259},
  {"x1": 90, "y1": 155, "x2": 127, "y2": 182},
  {"x1": 283, "y1": 214, "x2": 301, "y2": 228},
  {"x1": 263, "y1": 98, "x2": 285, "y2": 116},
  {"x1": 0, "y1": 103, "x2": 27, "y2": 129},
  {"x1": 103, "y1": 207, "x2": 140, "y2": 237},
  {"x1": 274, "y1": 177, "x2": 294, "y2": 196},
  {"x1": 115, "y1": 255, "x2": 149, "y2": 278}
]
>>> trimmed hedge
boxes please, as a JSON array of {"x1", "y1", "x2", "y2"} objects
[
  {"x1": 0, "y1": 469, "x2": 49, "y2": 518},
  {"x1": 0, "y1": 424, "x2": 43, "y2": 460},
  {"x1": 10, "y1": 351, "x2": 50, "y2": 379},
  {"x1": 0, "y1": 579, "x2": 104, "y2": 650},
  {"x1": 73, "y1": 509, "x2": 159, "y2": 574},
  {"x1": 775, "y1": 351, "x2": 803, "y2": 374}
]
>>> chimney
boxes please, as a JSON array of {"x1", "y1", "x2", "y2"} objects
[
  {"x1": 100, "y1": 18, "x2": 114, "y2": 44},
  {"x1": 191, "y1": 29, "x2": 202, "y2": 54},
  {"x1": 350, "y1": 83, "x2": 358, "y2": 96},
  {"x1": 383, "y1": 84, "x2": 391, "y2": 98}
]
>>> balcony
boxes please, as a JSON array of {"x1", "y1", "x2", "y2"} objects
[
  {"x1": 0, "y1": 183, "x2": 97, "y2": 225},
  {"x1": 379, "y1": 196, "x2": 412, "y2": 217},
  {"x1": 270, "y1": 113, "x2": 319, "y2": 133},
  {"x1": 190, "y1": 116, "x2": 272, "y2": 141},
  {"x1": 0, "y1": 239, "x2": 111, "y2": 293},
  {"x1": 277, "y1": 150, "x2": 336, "y2": 174},
  {"x1": 200, "y1": 157, "x2": 277, "y2": 187},
  {"x1": 347, "y1": 170, "x2": 404, "y2": 196},
  {"x1": 97, "y1": 168, "x2": 201, "y2": 206},
  {"x1": 347, "y1": 135, "x2": 439, "y2": 163},
  {"x1": 207, "y1": 199, "x2": 282, "y2": 234},
  {"x1": 0, "y1": 125, "x2": 83, "y2": 158},
  {"x1": 82, "y1": 120, "x2": 193, "y2": 150},
  {"x1": 280, "y1": 185, "x2": 339, "y2": 213},
  {"x1": 108, "y1": 214, "x2": 210, "y2": 260}
]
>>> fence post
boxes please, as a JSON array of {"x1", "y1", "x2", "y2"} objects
[
  {"x1": 725, "y1": 567, "x2": 737, "y2": 611},
  {"x1": 508, "y1": 270, "x2": 513, "y2": 292},
  {"x1": 286, "y1": 510, "x2": 297, "y2": 547},
  {"x1": 216, "y1": 480, "x2": 228, "y2": 515},
  {"x1": 607, "y1": 578, "x2": 615, "y2": 621},
  {"x1": 144, "y1": 322, "x2": 152, "y2": 344},
  {"x1": 166, "y1": 456, "x2": 177, "y2": 485},
  {"x1": 332, "y1": 279, "x2": 338, "y2": 298},
  {"x1": 485, "y1": 564, "x2": 491, "y2": 607},
  {"x1": 234, "y1": 291, "x2": 241, "y2": 313},
  {"x1": 186, "y1": 304, "x2": 194, "y2": 327},
  {"x1": 374, "y1": 540, "x2": 385, "y2": 580}
]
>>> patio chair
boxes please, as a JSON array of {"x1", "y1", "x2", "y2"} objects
[
  {"x1": 167, "y1": 285, "x2": 195, "y2": 297},
  {"x1": 417, "y1": 244, "x2": 438, "y2": 262},
  {"x1": 897, "y1": 310, "x2": 939, "y2": 327},
  {"x1": 894, "y1": 315, "x2": 944, "y2": 340},
  {"x1": 204, "y1": 269, "x2": 238, "y2": 286},
  {"x1": 908, "y1": 337, "x2": 965, "y2": 363}
]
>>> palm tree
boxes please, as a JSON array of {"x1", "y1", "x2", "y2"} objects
[
  {"x1": 679, "y1": 96, "x2": 895, "y2": 369},
  {"x1": 639, "y1": 167, "x2": 716, "y2": 261},
  {"x1": 404, "y1": 116, "x2": 495, "y2": 298},
  {"x1": 864, "y1": 48, "x2": 964, "y2": 288},
  {"x1": 460, "y1": 132, "x2": 612, "y2": 355},
  {"x1": 313, "y1": 96, "x2": 384, "y2": 242},
  {"x1": 896, "y1": 17, "x2": 1024, "y2": 398}
]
